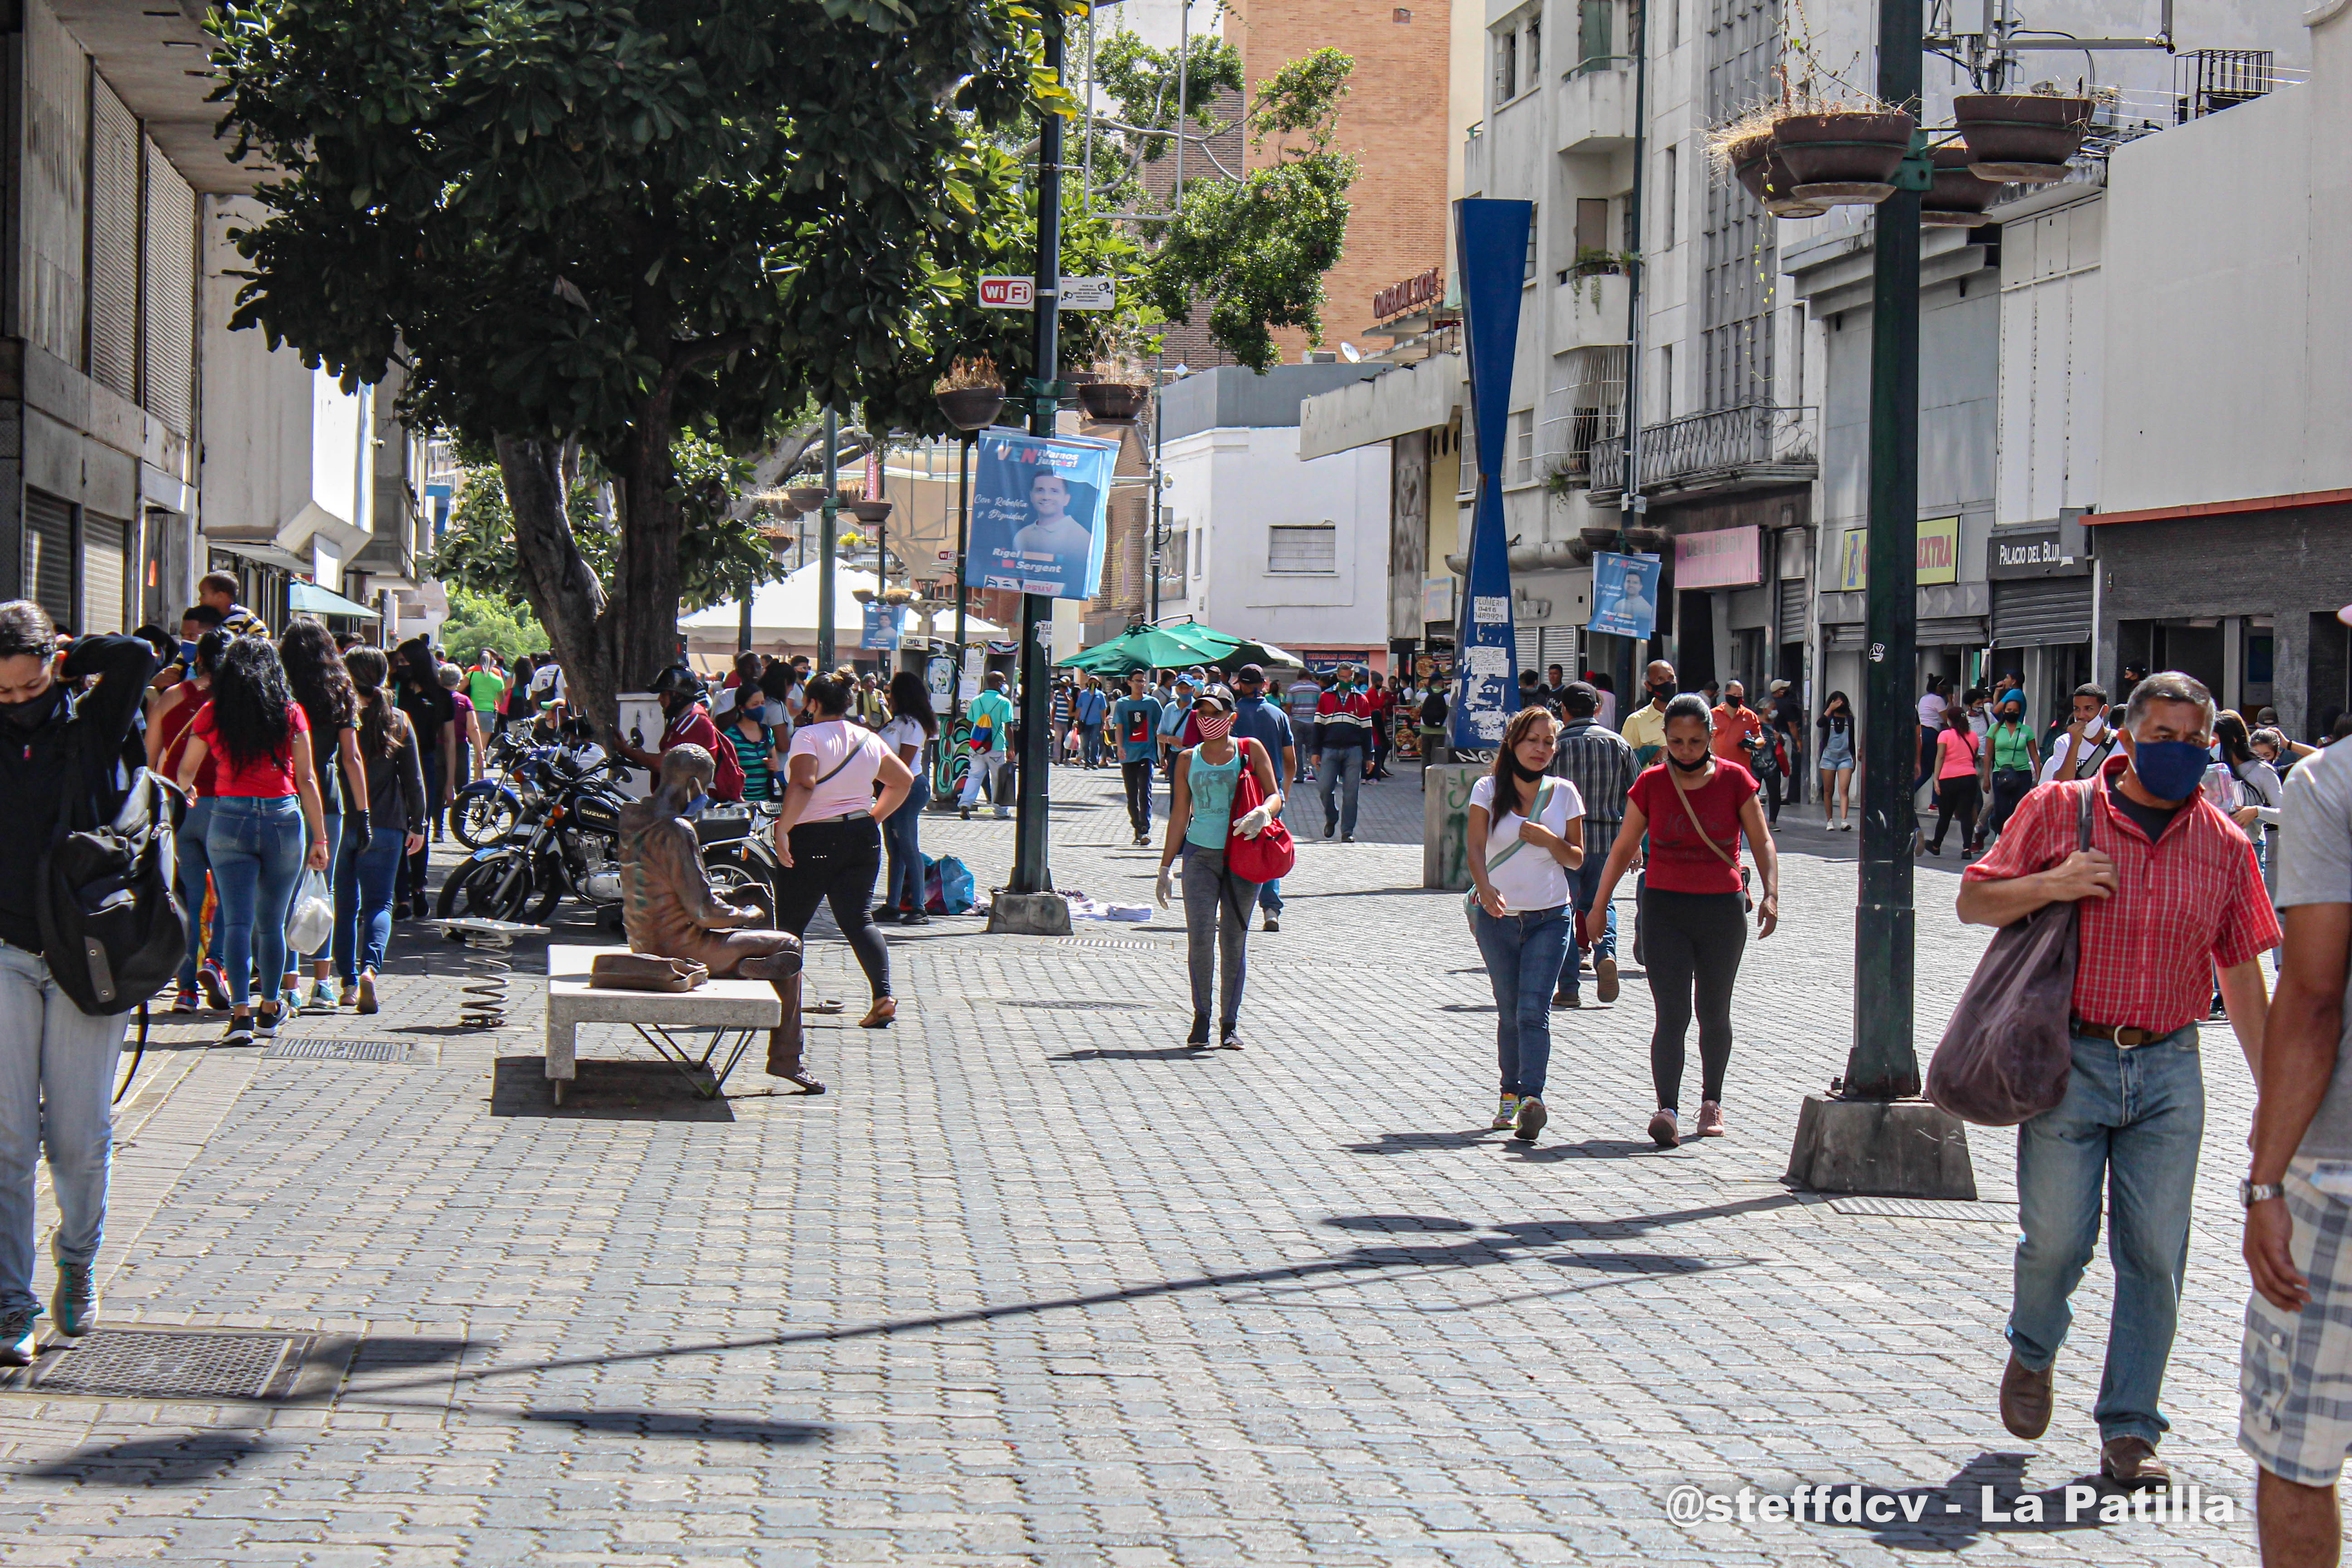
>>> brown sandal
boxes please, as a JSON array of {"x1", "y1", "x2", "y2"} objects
[{"x1": 858, "y1": 998, "x2": 897, "y2": 1029}]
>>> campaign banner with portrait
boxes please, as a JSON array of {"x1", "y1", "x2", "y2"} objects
[
  {"x1": 861, "y1": 601, "x2": 903, "y2": 651},
  {"x1": 1588, "y1": 552, "x2": 1662, "y2": 641},
  {"x1": 965, "y1": 430, "x2": 1115, "y2": 601}
]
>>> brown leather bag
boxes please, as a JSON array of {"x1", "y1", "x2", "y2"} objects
[
  {"x1": 1926, "y1": 784, "x2": 2096, "y2": 1126},
  {"x1": 588, "y1": 953, "x2": 710, "y2": 992}
]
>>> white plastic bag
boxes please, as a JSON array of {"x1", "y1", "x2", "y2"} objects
[{"x1": 284, "y1": 868, "x2": 333, "y2": 955}]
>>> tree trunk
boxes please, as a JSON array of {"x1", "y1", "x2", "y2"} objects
[
  {"x1": 609, "y1": 416, "x2": 686, "y2": 700},
  {"x1": 495, "y1": 432, "x2": 621, "y2": 739}
]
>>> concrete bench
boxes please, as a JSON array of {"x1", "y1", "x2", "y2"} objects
[{"x1": 544, "y1": 944, "x2": 782, "y2": 1105}]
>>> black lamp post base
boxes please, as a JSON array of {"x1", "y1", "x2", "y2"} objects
[
  {"x1": 985, "y1": 890, "x2": 1072, "y2": 937},
  {"x1": 1784, "y1": 1093, "x2": 1978, "y2": 1200}
]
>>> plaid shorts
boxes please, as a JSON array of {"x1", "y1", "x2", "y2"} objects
[{"x1": 2240, "y1": 1160, "x2": 2352, "y2": 1485}]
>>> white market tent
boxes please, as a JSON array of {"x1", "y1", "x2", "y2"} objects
[{"x1": 678, "y1": 560, "x2": 1005, "y2": 647}]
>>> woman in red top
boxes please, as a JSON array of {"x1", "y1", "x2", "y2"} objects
[
  {"x1": 1584, "y1": 693, "x2": 1779, "y2": 1147},
  {"x1": 173, "y1": 637, "x2": 330, "y2": 1046},
  {"x1": 155, "y1": 630, "x2": 227, "y2": 1011}
]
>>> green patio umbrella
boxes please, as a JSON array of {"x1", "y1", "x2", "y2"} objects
[{"x1": 1058, "y1": 622, "x2": 1296, "y2": 675}]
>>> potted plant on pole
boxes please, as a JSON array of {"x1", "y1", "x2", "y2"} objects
[
  {"x1": 935, "y1": 357, "x2": 1008, "y2": 434},
  {"x1": 1715, "y1": 108, "x2": 1826, "y2": 220},
  {"x1": 1920, "y1": 143, "x2": 1997, "y2": 225},
  {"x1": 1771, "y1": 98, "x2": 1917, "y2": 205},
  {"x1": 1951, "y1": 88, "x2": 2094, "y2": 185}
]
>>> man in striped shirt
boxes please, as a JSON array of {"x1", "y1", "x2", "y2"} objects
[{"x1": 1551, "y1": 681, "x2": 1637, "y2": 1006}]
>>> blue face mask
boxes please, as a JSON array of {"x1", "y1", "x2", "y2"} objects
[
  {"x1": 683, "y1": 792, "x2": 711, "y2": 818},
  {"x1": 2130, "y1": 739, "x2": 2210, "y2": 802},
  {"x1": 178, "y1": 640, "x2": 199, "y2": 666}
]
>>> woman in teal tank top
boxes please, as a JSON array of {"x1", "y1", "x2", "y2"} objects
[
  {"x1": 1981, "y1": 694, "x2": 2040, "y2": 848},
  {"x1": 1155, "y1": 686, "x2": 1286, "y2": 1049}
]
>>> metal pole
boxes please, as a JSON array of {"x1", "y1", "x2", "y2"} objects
[
  {"x1": 818, "y1": 407, "x2": 839, "y2": 671},
  {"x1": 1149, "y1": 362, "x2": 1164, "y2": 626},
  {"x1": 953, "y1": 433, "x2": 972, "y2": 725},
  {"x1": 1174, "y1": 0, "x2": 1188, "y2": 209},
  {"x1": 1619, "y1": 0, "x2": 1648, "y2": 557},
  {"x1": 1848, "y1": 0, "x2": 1925, "y2": 1100},
  {"x1": 1010, "y1": 19, "x2": 1067, "y2": 899}
]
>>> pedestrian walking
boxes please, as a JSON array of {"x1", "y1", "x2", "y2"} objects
[
  {"x1": 154, "y1": 628, "x2": 227, "y2": 1011},
  {"x1": 1073, "y1": 676, "x2": 1109, "y2": 769},
  {"x1": 1550, "y1": 682, "x2": 1635, "y2": 1008},
  {"x1": 720, "y1": 700, "x2": 778, "y2": 803},
  {"x1": 1112, "y1": 670, "x2": 1164, "y2": 847},
  {"x1": 2041, "y1": 684, "x2": 2118, "y2": 783},
  {"x1": 1314, "y1": 663, "x2": 1374, "y2": 841},
  {"x1": 196, "y1": 570, "x2": 270, "y2": 639},
  {"x1": 1367, "y1": 675, "x2": 1396, "y2": 780},
  {"x1": 1156, "y1": 672, "x2": 1196, "y2": 774},
  {"x1": 1590, "y1": 672, "x2": 1619, "y2": 731},
  {"x1": 333, "y1": 648, "x2": 426, "y2": 1014},
  {"x1": 1467, "y1": 707, "x2": 1586, "y2": 1143},
  {"x1": 1051, "y1": 678, "x2": 1075, "y2": 763},
  {"x1": 1769, "y1": 679, "x2": 1806, "y2": 806},
  {"x1": 1621, "y1": 660, "x2": 1677, "y2": 767},
  {"x1": 1979, "y1": 692, "x2": 2039, "y2": 849},
  {"x1": 391, "y1": 637, "x2": 457, "y2": 913},
  {"x1": 1285, "y1": 670, "x2": 1321, "y2": 783},
  {"x1": 2210, "y1": 710, "x2": 2283, "y2": 884},
  {"x1": 877, "y1": 671, "x2": 936, "y2": 924},
  {"x1": 1915, "y1": 674, "x2": 1950, "y2": 798},
  {"x1": 770, "y1": 674, "x2": 915, "y2": 1029},
  {"x1": 1816, "y1": 691, "x2": 1857, "y2": 830},
  {"x1": 1155, "y1": 686, "x2": 1283, "y2": 1049},
  {"x1": 1227, "y1": 665, "x2": 1297, "y2": 931},
  {"x1": 172, "y1": 636, "x2": 332, "y2": 1044},
  {"x1": 1960, "y1": 669, "x2": 2276, "y2": 1490},
  {"x1": 957, "y1": 671, "x2": 1015, "y2": 819},
  {"x1": 466, "y1": 648, "x2": 509, "y2": 738},
  {"x1": 617, "y1": 666, "x2": 745, "y2": 801},
  {"x1": 0, "y1": 602, "x2": 160, "y2": 1364},
  {"x1": 1583, "y1": 694, "x2": 1778, "y2": 1148},
  {"x1": 278, "y1": 619, "x2": 368, "y2": 1012},
  {"x1": 2239, "y1": 730, "x2": 2352, "y2": 1565},
  {"x1": 1921, "y1": 705, "x2": 1984, "y2": 858}
]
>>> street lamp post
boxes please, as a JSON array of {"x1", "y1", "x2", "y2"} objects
[
  {"x1": 953, "y1": 433, "x2": 973, "y2": 725},
  {"x1": 818, "y1": 407, "x2": 840, "y2": 671}
]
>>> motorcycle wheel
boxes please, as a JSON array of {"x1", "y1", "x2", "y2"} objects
[
  {"x1": 436, "y1": 855, "x2": 532, "y2": 922},
  {"x1": 452, "y1": 789, "x2": 519, "y2": 850}
]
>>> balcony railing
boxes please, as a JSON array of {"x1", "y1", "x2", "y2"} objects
[{"x1": 1587, "y1": 404, "x2": 1818, "y2": 500}]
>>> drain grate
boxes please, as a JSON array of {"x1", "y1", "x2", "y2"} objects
[
  {"x1": 993, "y1": 998, "x2": 1147, "y2": 1011},
  {"x1": 1830, "y1": 1196, "x2": 2010, "y2": 1223},
  {"x1": 7, "y1": 1330, "x2": 312, "y2": 1401},
  {"x1": 1053, "y1": 938, "x2": 1180, "y2": 954},
  {"x1": 262, "y1": 1037, "x2": 428, "y2": 1064}
]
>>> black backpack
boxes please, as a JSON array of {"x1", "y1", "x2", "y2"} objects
[{"x1": 37, "y1": 738, "x2": 189, "y2": 1018}]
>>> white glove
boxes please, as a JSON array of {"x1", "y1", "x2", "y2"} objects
[
  {"x1": 1155, "y1": 864, "x2": 1175, "y2": 908},
  {"x1": 1235, "y1": 803, "x2": 1276, "y2": 840}
]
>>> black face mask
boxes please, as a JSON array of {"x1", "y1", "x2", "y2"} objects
[
  {"x1": 1648, "y1": 682, "x2": 1674, "y2": 702},
  {"x1": 0, "y1": 682, "x2": 62, "y2": 730},
  {"x1": 1667, "y1": 750, "x2": 1710, "y2": 773},
  {"x1": 1504, "y1": 755, "x2": 1548, "y2": 784}
]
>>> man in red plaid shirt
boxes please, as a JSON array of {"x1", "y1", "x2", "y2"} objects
[{"x1": 1960, "y1": 670, "x2": 2278, "y2": 1490}]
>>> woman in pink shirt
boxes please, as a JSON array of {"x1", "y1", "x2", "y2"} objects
[{"x1": 1922, "y1": 706, "x2": 1984, "y2": 858}]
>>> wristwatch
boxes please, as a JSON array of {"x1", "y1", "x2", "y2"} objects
[{"x1": 2241, "y1": 1177, "x2": 2286, "y2": 1207}]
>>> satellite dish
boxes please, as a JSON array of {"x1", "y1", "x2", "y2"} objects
[{"x1": 1339, "y1": 343, "x2": 1362, "y2": 362}]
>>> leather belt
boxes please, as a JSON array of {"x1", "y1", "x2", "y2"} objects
[{"x1": 2073, "y1": 1018, "x2": 2169, "y2": 1049}]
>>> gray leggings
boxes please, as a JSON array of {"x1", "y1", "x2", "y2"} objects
[{"x1": 1181, "y1": 843, "x2": 1261, "y2": 1029}]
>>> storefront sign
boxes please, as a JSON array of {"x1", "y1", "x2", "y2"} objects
[
  {"x1": 1588, "y1": 552, "x2": 1661, "y2": 640},
  {"x1": 1836, "y1": 516, "x2": 1963, "y2": 590},
  {"x1": 1423, "y1": 574, "x2": 1456, "y2": 624},
  {"x1": 1373, "y1": 266, "x2": 1443, "y2": 323},
  {"x1": 1986, "y1": 524, "x2": 2087, "y2": 579},
  {"x1": 1672, "y1": 526, "x2": 1761, "y2": 591}
]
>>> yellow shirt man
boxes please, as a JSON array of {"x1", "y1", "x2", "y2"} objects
[{"x1": 1621, "y1": 701, "x2": 1671, "y2": 768}]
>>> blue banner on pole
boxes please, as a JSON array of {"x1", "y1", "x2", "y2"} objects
[
  {"x1": 861, "y1": 601, "x2": 903, "y2": 651},
  {"x1": 1448, "y1": 197, "x2": 1533, "y2": 751},
  {"x1": 965, "y1": 430, "x2": 1115, "y2": 601},
  {"x1": 1587, "y1": 552, "x2": 1662, "y2": 641}
]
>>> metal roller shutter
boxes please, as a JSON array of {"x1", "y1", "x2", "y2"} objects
[
  {"x1": 1991, "y1": 577, "x2": 2093, "y2": 648},
  {"x1": 142, "y1": 149, "x2": 196, "y2": 433},
  {"x1": 25, "y1": 490, "x2": 76, "y2": 629},
  {"x1": 1514, "y1": 622, "x2": 1541, "y2": 685},
  {"x1": 1778, "y1": 579, "x2": 1807, "y2": 648},
  {"x1": 87, "y1": 78, "x2": 139, "y2": 401},
  {"x1": 1825, "y1": 621, "x2": 1865, "y2": 653},
  {"x1": 81, "y1": 512, "x2": 127, "y2": 634},
  {"x1": 1918, "y1": 615, "x2": 1988, "y2": 648}
]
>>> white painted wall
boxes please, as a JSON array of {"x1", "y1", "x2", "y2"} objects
[
  {"x1": 1996, "y1": 193, "x2": 2105, "y2": 524},
  {"x1": 2100, "y1": 22, "x2": 2352, "y2": 510},
  {"x1": 1160, "y1": 423, "x2": 1391, "y2": 650}
]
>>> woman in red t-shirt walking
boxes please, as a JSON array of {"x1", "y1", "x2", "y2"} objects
[
  {"x1": 1583, "y1": 693, "x2": 1780, "y2": 1147},
  {"x1": 173, "y1": 637, "x2": 331, "y2": 1045}
]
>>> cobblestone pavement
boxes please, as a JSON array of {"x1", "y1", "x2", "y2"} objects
[{"x1": 0, "y1": 758, "x2": 2277, "y2": 1565}]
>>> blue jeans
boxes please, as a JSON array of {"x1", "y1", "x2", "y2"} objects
[
  {"x1": 883, "y1": 775, "x2": 931, "y2": 913},
  {"x1": 205, "y1": 796, "x2": 306, "y2": 1010},
  {"x1": 334, "y1": 822, "x2": 406, "y2": 981},
  {"x1": 292, "y1": 808, "x2": 341, "y2": 975},
  {"x1": 1319, "y1": 746, "x2": 1362, "y2": 836},
  {"x1": 0, "y1": 941, "x2": 127, "y2": 1316},
  {"x1": 1470, "y1": 904, "x2": 1573, "y2": 1099},
  {"x1": 174, "y1": 796, "x2": 217, "y2": 993},
  {"x1": 2008, "y1": 1028, "x2": 2205, "y2": 1445},
  {"x1": 1557, "y1": 847, "x2": 1619, "y2": 998}
]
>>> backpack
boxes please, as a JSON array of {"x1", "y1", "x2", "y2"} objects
[{"x1": 36, "y1": 741, "x2": 189, "y2": 1018}]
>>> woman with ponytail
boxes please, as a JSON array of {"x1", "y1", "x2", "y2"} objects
[{"x1": 1154, "y1": 685, "x2": 1284, "y2": 1050}]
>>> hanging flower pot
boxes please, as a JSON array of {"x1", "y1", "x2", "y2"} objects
[
  {"x1": 1075, "y1": 382, "x2": 1149, "y2": 422},
  {"x1": 1771, "y1": 111, "x2": 1917, "y2": 205},
  {"x1": 936, "y1": 386, "x2": 1006, "y2": 432},
  {"x1": 1921, "y1": 145, "x2": 1996, "y2": 226},
  {"x1": 1952, "y1": 94, "x2": 2093, "y2": 185},
  {"x1": 784, "y1": 485, "x2": 825, "y2": 510},
  {"x1": 1730, "y1": 131, "x2": 1828, "y2": 220},
  {"x1": 848, "y1": 499, "x2": 893, "y2": 526}
]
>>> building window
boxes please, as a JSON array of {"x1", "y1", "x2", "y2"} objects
[
  {"x1": 1494, "y1": 27, "x2": 1518, "y2": 103},
  {"x1": 1578, "y1": 0, "x2": 1612, "y2": 71},
  {"x1": 1509, "y1": 410, "x2": 1536, "y2": 485},
  {"x1": 1543, "y1": 345, "x2": 1627, "y2": 484},
  {"x1": 1524, "y1": 208, "x2": 1540, "y2": 280},
  {"x1": 1574, "y1": 197, "x2": 1610, "y2": 259},
  {"x1": 1659, "y1": 343, "x2": 1675, "y2": 422},
  {"x1": 1269, "y1": 524, "x2": 1338, "y2": 573},
  {"x1": 1661, "y1": 145, "x2": 1678, "y2": 249},
  {"x1": 1526, "y1": 17, "x2": 1541, "y2": 73}
]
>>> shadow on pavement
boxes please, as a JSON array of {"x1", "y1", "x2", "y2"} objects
[
  {"x1": 1046, "y1": 1046, "x2": 1229, "y2": 1063},
  {"x1": 489, "y1": 1057, "x2": 736, "y2": 1122},
  {"x1": 520, "y1": 1409, "x2": 830, "y2": 1445},
  {"x1": 14, "y1": 1432, "x2": 270, "y2": 1486}
]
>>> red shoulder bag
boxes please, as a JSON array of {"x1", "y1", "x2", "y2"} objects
[{"x1": 1224, "y1": 740, "x2": 1296, "y2": 882}]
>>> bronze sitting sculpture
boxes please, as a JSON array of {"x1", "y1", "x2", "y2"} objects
[{"x1": 617, "y1": 745, "x2": 823, "y2": 1093}]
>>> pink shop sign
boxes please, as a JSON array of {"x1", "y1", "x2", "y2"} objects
[{"x1": 1672, "y1": 525, "x2": 1761, "y2": 590}]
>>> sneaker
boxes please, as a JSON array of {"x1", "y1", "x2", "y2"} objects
[
  {"x1": 994, "y1": 808, "x2": 1012, "y2": 819},
  {"x1": 49, "y1": 1250, "x2": 96, "y2": 1338},
  {"x1": 1133, "y1": 834, "x2": 1148, "y2": 847},
  {"x1": 221, "y1": 1014, "x2": 255, "y2": 1047},
  {"x1": 1323, "y1": 821, "x2": 1335, "y2": 840},
  {"x1": 1595, "y1": 956, "x2": 1620, "y2": 1004},
  {"x1": 1262, "y1": 916, "x2": 1280, "y2": 933},
  {"x1": 1512, "y1": 1095, "x2": 1548, "y2": 1143},
  {"x1": 338, "y1": 983, "x2": 358, "y2": 1009},
  {"x1": 1553, "y1": 989, "x2": 1581, "y2": 1008},
  {"x1": 172, "y1": 989, "x2": 200, "y2": 1014},
  {"x1": 0, "y1": 1308, "x2": 35, "y2": 1367},
  {"x1": 899, "y1": 911, "x2": 931, "y2": 926},
  {"x1": 254, "y1": 1004, "x2": 283, "y2": 1039},
  {"x1": 199, "y1": 960, "x2": 230, "y2": 1010},
  {"x1": 1491, "y1": 1094, "x2": 1520, "y2": 1130},
  {"x1": 1647, "y1": 1107, "x2": 1680, "y2": 1149},
  {"x1": 306, "y1": 983, "x2": 337, "y2": 1013},
  {"x1": 1217, "y1": 1029, "x2": 1244, "y2": 1050},
  {"x1": 959, "y1": 807, "x2": 972, "y2": 821},
  {"x1": 1341, "y1": 833, "x2": 1354, "y2": 843},
  {"x1": 1697, "y1": 1100, "x2": 1726, "y2": 1137},
  {"x1": 1186, "y1": 1014, "x2": 1210, "y2": 1047},
  {"x1": 356, "y1": 970, "x2": 379, "y2": 1015}
]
